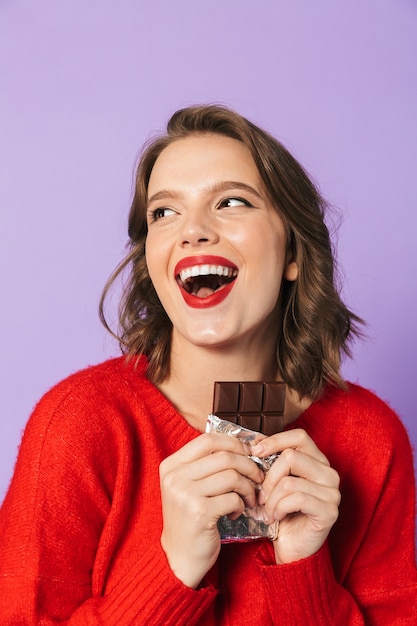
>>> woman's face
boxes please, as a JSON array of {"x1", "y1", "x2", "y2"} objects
[{"x1": 145, "y1": 133, "x2": 298, "y2": 353}]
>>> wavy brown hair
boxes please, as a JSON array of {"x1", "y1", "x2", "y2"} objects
[{"x1": 100, "y1": 104, "x2": 363, "y2": 399}]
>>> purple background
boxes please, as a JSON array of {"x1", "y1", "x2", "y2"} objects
[{"x1": 1, "y1": 0, "x2": 416, "y2": 499}]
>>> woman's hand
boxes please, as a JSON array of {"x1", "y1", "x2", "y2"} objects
[
  {"x1": 159, "y1": 433, "x2": 265, "y2": 588},
  {"x1": 252, "y1": 429, "x2": 341, "y2": 564}
]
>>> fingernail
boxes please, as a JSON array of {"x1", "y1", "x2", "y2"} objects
[{"x1": 252, "y1": 442, "x2": 265, "y2": 455}]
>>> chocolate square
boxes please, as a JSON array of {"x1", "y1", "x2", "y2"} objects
[{"x1": 213, "y1": 381, "x2": 286, "y2": 435}]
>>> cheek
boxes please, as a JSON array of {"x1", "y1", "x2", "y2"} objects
[
  {"x1": 145, "y1": 235, "x2": 162, "y2": 285},
  {"x1": 252, "y1": 240, "x2": 287, "y2": 297},
  {"x1": 145, "y1": 235, "x2": 176, "y2": 311},
  {"x1": 251, "y1": 231, "x2": 287, "y2": 270}
]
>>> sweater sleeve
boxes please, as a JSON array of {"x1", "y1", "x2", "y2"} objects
[
  {"x1": 0, "y1": 373, "x2": 217, "y2": 625},
  {"x1": 253, "y1": 395, "x2": 417, "y2": 625},
  {"x1": 257, "y1": 543, "x2": 367, "y2": 624}
]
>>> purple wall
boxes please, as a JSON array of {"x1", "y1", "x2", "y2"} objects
[{"x1": 1, "y1": 0, "x2": 416, "y2": 498}]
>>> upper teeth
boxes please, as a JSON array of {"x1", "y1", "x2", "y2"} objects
[{"x1": 178, "y1": 265, "x2": 237, "y2": 282}]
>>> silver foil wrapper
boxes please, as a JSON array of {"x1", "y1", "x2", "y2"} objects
[{"x1": 206, "y1": 414, "x2": 279, "y2": 542}]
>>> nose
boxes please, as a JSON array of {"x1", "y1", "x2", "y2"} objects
[{"x1": 178, "y1": 208, "x2": 220, "y2": 248}]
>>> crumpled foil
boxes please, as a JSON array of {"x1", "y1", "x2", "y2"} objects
[{"x1": 206, "y1": 414, "x2": 279, "y2": 542}]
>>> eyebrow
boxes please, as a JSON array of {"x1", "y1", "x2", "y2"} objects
[{"x1": 147, "y1": 181, "x2": 265, "y2": 205}]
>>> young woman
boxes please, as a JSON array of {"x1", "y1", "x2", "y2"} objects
[{"x1": 0, "y1": 105, "x2": 416, "y2": 624}]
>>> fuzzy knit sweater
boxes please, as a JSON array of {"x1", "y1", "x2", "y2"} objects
[{"x1": 0, "y1": 356, "x2": 416, "y2": 625}]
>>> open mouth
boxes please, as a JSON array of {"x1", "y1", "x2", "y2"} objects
[{"x1": 177, "y1": 264, "x2": 238, "y2": 299}]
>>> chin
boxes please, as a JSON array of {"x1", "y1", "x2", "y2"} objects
[{"x1": 174, "y1": 324, "x2": 237, "y2": 349}]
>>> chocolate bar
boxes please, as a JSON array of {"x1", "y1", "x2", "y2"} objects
[{"x1": 213, "y1": 381, "x2": 286, "y2": 436}]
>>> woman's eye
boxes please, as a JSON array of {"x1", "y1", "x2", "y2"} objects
[
  {"x1": 149, "y1": 207, "x2": 176, "y2": 222},
  {"x1": 219, "y1": 197, "x2": 253, "y2": 208}
]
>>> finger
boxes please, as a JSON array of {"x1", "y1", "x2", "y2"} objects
[
  {"x1": 251, "y1": 429, "x2": 329, "y2": 465},
  {"x1": 212, "y1": 492, "x2": 247, "y2": 519},
  {"x1": 260, "y1": 447, "x2": 340, "y2": 499},
  {"x1": 197, "y1": 469, "x2": 260, "y2": 508},
  {"x1": 163, "y1": 432, "x2": 253, "y2": 467},
  {"x1": 186, "y1": 449, "x2": 264, "y2": 485},
  {"x1": 265, "y1": 488, "x2": 340, "y2": 527},
  {"x1": 262, "y1": 475, "x2": 341, "y2": 521}
]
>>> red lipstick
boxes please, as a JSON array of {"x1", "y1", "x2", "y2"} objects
[
  {"x1": 174, "y1": 255, "x2": 237, "y2": 275},
  {"x1": 174, "y1": 255, "x2": 238, "y2": 309}
]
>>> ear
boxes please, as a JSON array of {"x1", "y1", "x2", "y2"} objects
[{"x1": 284, "y1": 260, "x2": 298, "y2": 281}]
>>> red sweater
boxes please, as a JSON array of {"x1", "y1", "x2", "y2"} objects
[{"x1": 0, "y1": 356, "x2": 416, "y2": 624}]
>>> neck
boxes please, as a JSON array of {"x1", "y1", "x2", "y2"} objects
[{"x1": 158, "y1": 340, "x2": 285, "y2": 432}]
